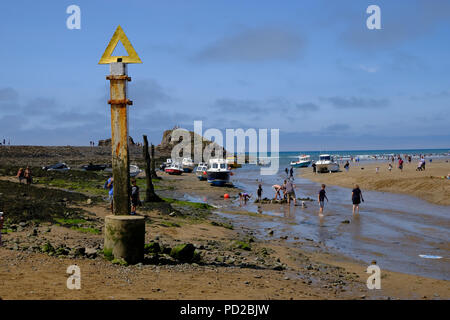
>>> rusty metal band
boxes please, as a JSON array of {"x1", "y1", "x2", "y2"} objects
[
  {"x1": 106, "y1": 75, "x2": 132, "y2": 81},
  {"x1": 108, "y1": 99, "x2": 133, "y2": 105}
]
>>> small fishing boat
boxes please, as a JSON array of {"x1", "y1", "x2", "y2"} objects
[
  {"x1": 159, "y1": 158, "x2": 172, "y2": 171},
  {"x1": 290, "y1": 155, "x2": 311, "y2": 168},
  {"x1": 181, "y1": 157, "x2": 195, "y2": 173},
  {"x1": 130, "y1": 164, "x2": 142, "y2": 177},
  {"x1": 226, "y1": 155, "x2": 242, "y2": 168},
  {"x1": 195, "y1": 162, "x2": 208, "y2": 181},
  {"x1": 315, "y1": 154, "x2": 340, "y2": 173},
  {"x1": 42, "y1": 162, "x2": 71, "y2": 172},
  {"x1": 165, "y1": 162, "x2": 183, "y2": 175},
  {"x1": 207, "y1": 158, "x2": 230, "y2": 186}
]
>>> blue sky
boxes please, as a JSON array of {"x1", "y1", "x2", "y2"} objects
[{"x1": 0, "y1": 0, "x2": 449, "y2": 150}]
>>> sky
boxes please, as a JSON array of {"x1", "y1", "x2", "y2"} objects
[{"x1": 0, "y1": 0, "x2": 449, "y2": 151}]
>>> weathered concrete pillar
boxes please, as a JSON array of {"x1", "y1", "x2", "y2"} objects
[{"x1": 104, "y1": 215, "x2": 145, "y2": 264}]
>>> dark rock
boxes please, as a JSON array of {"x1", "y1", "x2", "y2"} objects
[
  {"x1": 144, "y1": 242, "x2": 161, "y2": 254},
  {"x1": 170, "y1": 243, "x2": 195, "y2": 262}
]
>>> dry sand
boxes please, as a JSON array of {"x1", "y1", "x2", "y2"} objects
[{"x1": 300, "y1": 160, "x2": 450, "y2": 206}]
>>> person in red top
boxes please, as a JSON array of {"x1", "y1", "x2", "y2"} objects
[{"x1": 398, "y1": 158, "x2": 404, "y2": 172}]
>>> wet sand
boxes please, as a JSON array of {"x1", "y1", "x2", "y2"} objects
[{"x1": 300, "y1": 160, "x2": 450, "y2": 206}]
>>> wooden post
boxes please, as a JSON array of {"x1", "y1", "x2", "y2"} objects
[
  {"x1": 150, "y1": 143, "x2": 159, "y2": 179},
  {"x1": 104, "y1": 62, "x2": 145, "y2": 264},
  {"x1": 143, "y1": 135, "x2": 161, "y2": 202},
  {"x1": 108, "y1": 62, "x2": 131, "y2": 215}
]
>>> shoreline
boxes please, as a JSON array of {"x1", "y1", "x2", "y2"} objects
[{"x1": 299, "y1": 159, "x2": 450, "y2": 206}]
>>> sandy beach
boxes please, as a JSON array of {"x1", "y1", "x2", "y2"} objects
[
  {"x1": 0, "y1": 160, "x2": 448, "y2": 300},
  {"x1": 300, "y1": 160, "x2": 450, "y2": 206}
]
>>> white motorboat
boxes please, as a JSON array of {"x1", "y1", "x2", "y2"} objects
[
  {"x1": 315, "y1": 154, "x2": 340, "y2": 173},
  {"x1": 181, "y1": 157, "x2": 195, "y2": 173},
  {"x1": 290, "y1": 155, "x2": 311, "y2": 168},
  {"x1": 207, "y1": 158, "x2": 231, "y2": 186},
  {"x1": 130, "y1": 164, "x2": 142, "y2": 177},
  {"x1": 165, "y1": 162, "x2": 183, "y2": 175},
  {"x1": 195, "y1": 162, "x2": 208, "y2": 181}
]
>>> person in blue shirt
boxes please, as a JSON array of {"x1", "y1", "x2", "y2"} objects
[{"x1": 106, "y1": 177, "x2": 114, "y2": 214}]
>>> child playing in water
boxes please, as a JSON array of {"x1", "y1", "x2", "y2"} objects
[
  {"x1": 318, "y1": 184, "x2": 328, "y2": 217},
  {"x1": 238, "y1": 192, "x2": 251, "y2": 204},
  {"x1": 257, "y1": 184, "x2": 262, "y2": 202},
  {"x1": 272, "y1": 184, "x2": 282, "y2": 200},
  {"x1": 352, "y1": 184, "x2": 364, "y2": 215}
]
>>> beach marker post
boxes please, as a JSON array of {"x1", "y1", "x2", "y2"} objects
[{"x1": 99, "y1": 25, "x2": 145, "y2": 264}]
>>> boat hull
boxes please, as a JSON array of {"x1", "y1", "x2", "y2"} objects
[
  {"x1": 316, "y1": 163, "x2": 340, "y2": 173},
  {"x1": 183, "y1": 167, "x2": 194, "y2": 173},
  {"x1": 207, "y1": 171, "x2": 230, "y2": 186},
  {"x1": 290, "y1": 161, "x2": 311, "y2": 168},
  {"x1": 165, "y1": 169, "x2": 183, "y2": 175}
]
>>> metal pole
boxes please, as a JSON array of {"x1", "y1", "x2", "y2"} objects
[{"x1": 107, "y1": 62, "x2": 132, "y2": 215}]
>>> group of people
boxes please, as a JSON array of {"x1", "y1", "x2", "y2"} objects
[
  {"x1": 104, "y1": 176, "x2": 141, "y2": 215},
  {"x1": 264, "y1": 179, "x2": 365, "y2": 217},
  {"x1": 271, "y1": 179, "x2": 298, "y2": 205},
  {"x1": 16, "y1": 167, "x2": 32, "y2": 185}
]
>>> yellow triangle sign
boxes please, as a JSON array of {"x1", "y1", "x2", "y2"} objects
[{"x1": 99, "y1": 25, "x2": 142, "y2": 64}]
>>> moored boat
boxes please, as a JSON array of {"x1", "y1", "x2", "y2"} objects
[
  {"x1": 130, "y1": 164, "x2": 142, "y2": 177},
  {"x1": 315, "y1": 154, "x2": 340, "y2": 173},
  {"x1": 165, "y1": 162, "x2": 183, "y2": 175},
  {"x1": 207, "y1": 158, "x2": 231, "y2": 186},
  {"x1": 195, "y1": 162, "x2": 208, "y2": 180},
  {"x1": 290, "y1": 155, "x2": 311, "y2": 168},
  {"x1": 182, "y1": 157, "x2": 195, "y2": 173}
]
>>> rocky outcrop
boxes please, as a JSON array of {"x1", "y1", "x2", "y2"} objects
[
  {"x1": 155, "y1": 127, "x2": 226, "y2": 161},
  {"x1": 98, "y1": 136, "x2": 136, "y2": 147}
]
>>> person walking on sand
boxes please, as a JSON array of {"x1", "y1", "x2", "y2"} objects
[
  {"x1": 285, "y1": 168, "x2": 289, "y2": 177},
  {"x1": 398, "y1": 157, "x2": 404, "y2": 172},
  {"x1": 105, "y1": 176, "x2": 114, "y2": 214},
  {"x1": 352, "y1": 184, "x2": 364, "y2": 215},
  {"x1": 130, "y1": 178, "x2": 140, "y2": 215},
  {"x1": 257, "y1": 184, "x2": 263, "y2": 202},
  {"x1": 344, "y1": 161, "x2": 350, "y2": 172},
  {"x1": 289, "y1": 167, "x2": 294, "y2": 180},
  {"x1": 24, "y1": 166, "x2": 32, "y2": 185},
  {"x1": 318, "y1": 184, "x2": 328, "y2": 217},
  {"x1": 388, "y1": 163, "x2": 392, "y2": 172},
  {"x1": 16, "y1": 168, "x2": 25, "y2": 184},
  {"x1": 284, "y1": 180, "x2": 297, "y2": 206},
  {"x1": 312, "y1": 162, "x2": 317, "y2": 174},
  {"x1": 272, "y1": 184, "x2": 282, "y2": 200}
]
